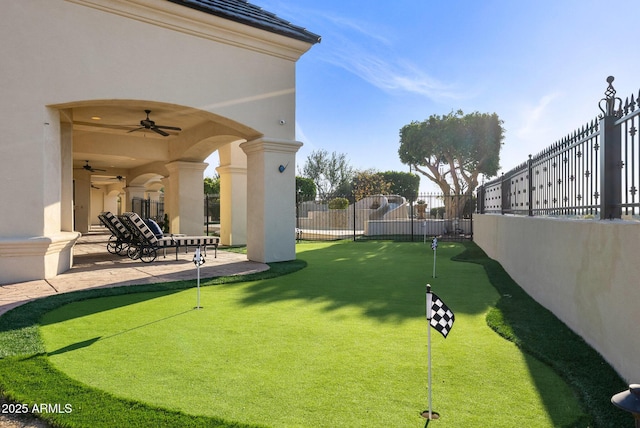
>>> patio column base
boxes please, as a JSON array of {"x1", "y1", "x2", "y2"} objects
[{"x1": 0, "y1": 232, "x2": 80, "y2": 285}]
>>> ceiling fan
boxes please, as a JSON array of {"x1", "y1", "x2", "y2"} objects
[
  {"x1": 78, "y1": 160, "x2": 106, "y2": 172},
  {"x1": 99, "y1": 175, "x2": 125, "y2": 183},
  {"x1": 128, "y1": 110, "x2": 182, "y2": 137}
]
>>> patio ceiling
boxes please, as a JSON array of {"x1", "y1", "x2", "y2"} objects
[{"x1": 70, "y1": 103, "x2": 215, "y2": 186}]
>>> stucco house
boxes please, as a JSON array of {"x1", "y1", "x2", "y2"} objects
[{"x1": 0, "y1": 0, "x2": 320, "y2": 284}]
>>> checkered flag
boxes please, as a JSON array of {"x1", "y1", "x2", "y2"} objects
[
  {"x1": 431, "y1": 237, "x2": 438, "y2": 250},
  {"x1": 427, "y1": 291, "x2": 455, "y2": 338},
  {"x1": 192, "y1": 247, "x2": 205, "y2": 267}
]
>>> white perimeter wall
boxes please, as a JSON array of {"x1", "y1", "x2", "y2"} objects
[{"x1": 474, "y1": 214, "x2": 640, "y2": 382}]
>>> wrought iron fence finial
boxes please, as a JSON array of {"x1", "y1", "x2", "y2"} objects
[{"x1": 599, "y1": 75, "x2": 622, "y2": 117}]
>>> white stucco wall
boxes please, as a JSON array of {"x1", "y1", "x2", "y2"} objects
[
  {"x1": 474, "y1": 214, "x2": 640, "y2": 382},
  {"x1": 0, "y1": 0, "x2": 315, "y2": 283},
  {"x1": 241, "y1": 138, "x2": 301, "y2": 263}
]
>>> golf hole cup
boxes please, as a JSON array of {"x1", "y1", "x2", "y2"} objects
[{"x1": 421, "y1": 410, "x2": 440, "y2": 420}]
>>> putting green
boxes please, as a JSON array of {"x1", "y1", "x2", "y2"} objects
[{"x1": 39, "y1": 242, "x2": 583, "y2": 427}]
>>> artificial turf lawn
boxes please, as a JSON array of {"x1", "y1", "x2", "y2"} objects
[
  {"x1": 21, "y1": 241, "x2": 585, "y2": 427},
  {"x1": 0, "y1": 240, "x2": 627, "y2": 427}
]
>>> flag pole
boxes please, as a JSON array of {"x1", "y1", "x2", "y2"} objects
[
  {"x1": 427, "y1": 284, "x2": 433, "y2": 419},
  {"x1": 422, "y1": 284, "x2": 440, "y2": 425},
  {"x1": 431, "y1": 238, "x2": 438, "y2": 278},
  {"x1": 428, "y1": 285, "x2": 432, "y2": 419},
  {"x1": 193, "y1": 246, "x2": 205, "y2": 309},
  {"x1": 432, "y1": 245, "x2": 436, "y2": 278}
]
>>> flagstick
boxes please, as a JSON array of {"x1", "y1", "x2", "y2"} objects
[
  {"x1": 432, "y1": 245, "x2": 437, "y2": 278},
  {"x1": 422, "y1": 284, "x2": 440, "y2": 425},
  {"x1": 196, "y1": 260, "x2": 201, "y2": 309},
  {"x1": 193, "y1": 246, "x2": 203, "y2": 309},
  {"x1": 428, "y1": 302, "x2": 433, "y2": 420},
  {"x1": 426, "y1": 285, "x2": 433, "y2": 420},
  {"x1": 431, "y1": 238, "x2": 438, "y2": 279},
  {"x1": 423, "y1": 284, "x2": 432, "y2": 427}
]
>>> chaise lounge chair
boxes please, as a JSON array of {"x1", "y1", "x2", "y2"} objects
[
  {"x1": 98, "y1": 211, "x2": 135, "y2": 256},
  {"x1": 119, "y1": 212, "x2": 219, "y2": 263}
]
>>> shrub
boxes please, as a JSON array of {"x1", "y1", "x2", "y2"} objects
[
  {"x1": 431, "y1": 207, "x2": 445, "y2": 218},
  {"x1": 328, "y1": 197, "x2": 349, "y2": 210}
]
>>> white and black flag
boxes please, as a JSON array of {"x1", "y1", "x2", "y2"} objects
[{"x1": 427, "y1": 291, "x2": 455, "y2": 338}]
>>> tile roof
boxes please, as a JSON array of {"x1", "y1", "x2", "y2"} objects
[{"x1": 167, "y1": 0, "x2": 321, "y2": 45}]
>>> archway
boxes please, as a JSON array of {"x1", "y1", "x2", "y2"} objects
[
  {"x1": 63, "y1": 100, "x2": 257, "y2": 243},
  {"x1": 1, "y1": 0, "x2": 318, "y2": 284}
]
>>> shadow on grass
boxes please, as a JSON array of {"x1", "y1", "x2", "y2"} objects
[
  {"x1": 236, "y1": 241, "x2": 495, "y2": 323},
  {"x1": 0, "y1": 288, "x2": 183, "y2": 359},
  {"x1": 46, "y1": 308, "x2": 195, "y2": 357},
  {"x1": 47, "y1": 337, "x2": 101, "y2": 356},
  {"x1": 454, "y1": 241, "x2": 628, "y2": 428},
  {"x1": 0, "y1": 261, "x2": 307, "y2": 428},
  {"x1": 0, "y1": 259, "x2": 306, "y2": 359},
  {"x1": 238, "y1": 241, "x2": 617, "y2": 427},
  {"x1": 0, "y1": 355, "x2": 262, "y2": 428},
  {"x1": 0, "y1": 241, "x2": 628, "y2": 427}
]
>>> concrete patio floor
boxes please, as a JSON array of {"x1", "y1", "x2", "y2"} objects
[{"x1": 0, "y1": 231, "x2": 269, "y2": 317}]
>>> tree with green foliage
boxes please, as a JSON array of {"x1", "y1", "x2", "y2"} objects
[
  {"x1": 296, "y1": 176, "x2": 316, "y2": 202},
  {"x1": 352, "y1": 169, "x2": 391, "y2": 201},
  {"x1": 398, "y1": 110, "x2": 504, "y2": 217},
  {"x1": 204, "y1": 174, "x2": 220, "y2": 195},
  {"x1": 380, "y1": 171, "x2": 419, "y2": 202},
  {"x1": 301, "y1": 149, "x2": 354, "y2": 202}
]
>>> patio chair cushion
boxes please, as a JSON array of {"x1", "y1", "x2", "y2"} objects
[
  {"x1": 103, "y1": 211, "x2": 131, "y2": 239},
  {"x1": 145, "y1": 218, "x2": 164, "y2": 239},
  {"x1": 123, "y1": 212, "x2": 218, "y2": 249},
  {"x1": 172, "y1": 236, "x2": 219, "y2": 247}
]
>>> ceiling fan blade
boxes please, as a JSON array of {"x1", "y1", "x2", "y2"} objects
[
  {"x1": 127, "y1": 127, "x2": 144, "y2": 134},
  {"x1": 155, "y1": 125, "x2": 182, "y2": 131},
  {"x1": 151, "y1": 127, "x2": 169, "y2": 137}
]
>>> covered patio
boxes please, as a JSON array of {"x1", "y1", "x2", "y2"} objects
[
  {"x1": 0, "y1": 0, "x2": 320, "y2": 284},
  {"x1": 0, "y1": 229, "x2": 269, "y2": 317}
]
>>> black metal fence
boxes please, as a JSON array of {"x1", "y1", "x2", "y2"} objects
[
  {"x1": 131, "y1": 197, "x2": 164, "y2": 223},
  {"x1": 132, "y1": 192, "x2": 471, "y2": 242},
  {"x1": 130, "y1": 195, "x2": 219, "y2": 235},
  {"x1": 204, "y1": 194, "x2": 220, "y2": 235},
  {"x1": 478, "y1": 76, "x2": 640, "y2": 219},
  {"x1": 296, "y1": 192, "x2": 473, "y2": 242}
]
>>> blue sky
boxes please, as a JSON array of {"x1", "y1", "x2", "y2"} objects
[{"x1": 207, "y1": 1, "x2": 640, "y2": 192}]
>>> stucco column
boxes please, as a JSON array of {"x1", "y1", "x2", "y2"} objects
[
  {"x1": 161, "y1": 177, "x2": 170, "y2": 228},
  {"x1": 217, "y1": 140, "x2": 248, "y2": 246},
  {"x1": 240, "y1": 137, "x2": 302, "y2": 263},
  {"x1": 73, "y1": 172, "x2": 91, "y2": 234},
  {"x1": 147, "y1": 190, "x2": 161, "y2": 202},
  {"x1": 0, "y1": 108, "x2": 79, "y2": 284},
  {"x1": 216, "y1": 165, "x2": 247, "y2": 246},
  {"x1": 60, "y1": 115, "x2": 74, "y2": 232},
  {"x1": 165, "y1": 161, "x2": 208, "y2": 235},
  {"x1": 122, "y1": 186, "x2": 146, "y2": 213}
]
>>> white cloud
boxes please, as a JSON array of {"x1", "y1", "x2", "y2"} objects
[
  {"x1": 292, "y1": 7, "x2": 463, "y2": 102},
  {"x1": 515, "y1": 92, "x2": 561, "y2": 141},
  {"x1": 319, "y1": 41, "x2": 460, "y2": 101}
]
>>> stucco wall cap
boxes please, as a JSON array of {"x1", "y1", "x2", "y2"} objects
[{"x1": 240, "y1": 138, "x2": 302, "y2": 155}]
